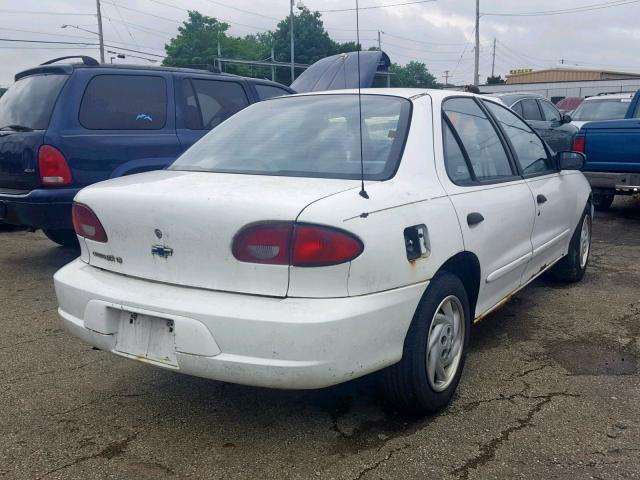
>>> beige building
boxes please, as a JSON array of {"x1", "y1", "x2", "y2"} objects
[{"x1": 506, "y1": 68, "x2": 640, "y2": 84}]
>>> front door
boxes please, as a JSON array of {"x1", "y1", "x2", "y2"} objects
[
  {"x1": 482, "y1": 100, "x2": 577, "y2": 282},
  {"x1": 441, "y1": 97, "x2": 535, "y2": 316}
]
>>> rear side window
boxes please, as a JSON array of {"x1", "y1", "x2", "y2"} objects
[
  {"x1": 443, "y1": 122, "x2": 472, "y2": 185},
  {"x1": 0, "y1": 74, "x2": 67, "y2": 130},
  {"x1": 511, "y1": 101, "x2": 524, "y2": 117},
  {"x1": 443, "y1": 98, "x2": 514, "y2": 182},
  {"x1": 255, "y1": 84, "x2": 290, "y2": 100},
  {"x1": 539, "y1": 100, "x2": 561, "y2": 122},
  {"x1": 519, "y1": 99, "x2": 542, "y2": 121},
  {"x1": 182, "y1": 79, "x2": 249, "y2": 130},
  {"x1": 79, "y1": 75, "x2": 167, "y2": 130}
]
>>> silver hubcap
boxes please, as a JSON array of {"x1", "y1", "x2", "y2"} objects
[
  {"x1": 579, "y1": 215, "x2": 591, "y2": 269},
  {"x1": 426, "y1": 295, "x2": 465, "y2": 392}
]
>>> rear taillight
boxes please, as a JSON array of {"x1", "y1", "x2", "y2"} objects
[
  {"x1": 72, "y1": 203, "x2": 108, "y2": 243},
  {"x1": 232, "y1": 222, "x2": 363, "y2": 267},
  {"x1": 38, "y1": 145, "x2": 72, "y2": 186},
  {"x1": 572, "y1": 135, "x2": 585, "y2": 153}
]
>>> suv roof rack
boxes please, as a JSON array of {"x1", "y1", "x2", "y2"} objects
[
  {"x1": 176, "y1": 64, "x2": 221, "y2": 73},
  {"x1": 40, "y1": 56, "x2": 99, "y2": 66},
  {"x1": 596, "y1": 91, "x2": 635, "y2": 96}
]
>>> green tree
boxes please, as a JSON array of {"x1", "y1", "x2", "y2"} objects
[
  {"x1": 390, "y1": 61, "x2": 440, "y2": 88},
  {"x1": 486, "y1": 74, "x2": 506, "y2": 85}
]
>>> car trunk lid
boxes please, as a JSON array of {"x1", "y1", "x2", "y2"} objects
[{"x1": 76, "y1": 170, "x2": 358, "y2": 297}]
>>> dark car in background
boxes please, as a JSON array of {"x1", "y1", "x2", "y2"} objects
[
  {"x1": 488, "y1": 92, "x2": 578, "y2": 153},
  {"x1": 555, "y1": 96, "x2": 584, "y2": 114},
  {"x1": 0, "y1": 56, "x2": 294, "y2": 246}
]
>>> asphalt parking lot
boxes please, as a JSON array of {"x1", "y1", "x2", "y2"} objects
[{"x1": 1, "y1": 198, "x2": 639, "y2": 480}]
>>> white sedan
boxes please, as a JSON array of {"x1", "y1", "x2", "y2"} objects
[{"x1": 54, "y1": 89, "x2": 592, "y2": 414}]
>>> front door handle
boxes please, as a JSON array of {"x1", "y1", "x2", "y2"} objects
[
  {"x1": 467, "y1": 212, "x2": 484, "y2": 226},
  {"x1": 537, "y1": 194, "x2": 548, "y2": 204}
]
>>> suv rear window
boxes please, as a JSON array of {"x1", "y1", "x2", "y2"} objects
[
  {"x1": 170, "y1": 94, "x2": 411, "y2": 181},
  {"x1": 0, "y1": 74, "x2": 67, "y2": 130},
  {"x1": 79, "y1": 75, "x2": 167, "y2": 130},
  {"x1": 181, "y1": 79, "x2": 249, "y2": 130}
]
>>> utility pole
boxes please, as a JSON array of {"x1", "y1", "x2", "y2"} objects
[
  {"x1": 290, "y1": 0, "x2": 295, "y2": 83},
  {"x1": 271, "y1": 47, "x2": 276, "y2": 81},
  {"x1": 474, "y1": 0, "x2": 480, "y2": 86},
  {"x1": 96, "y1": 0, "x2": 105, "y2": 63},
  {"x1": 444, "y1": 70, "x2": 450, "y2": 86},
  {"x1": 217, "y1": 31, "x2": 222, "y2": 71},
  {"x1": 377, "y1": 30, "x2": 383, "y2": 51},
  {"x1": 491, "y1": 37, "x2": 496, "y2": 77}
]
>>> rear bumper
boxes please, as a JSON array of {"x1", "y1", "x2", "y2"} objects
[
  {"x1": 0, "y1": 188, "x2": 78, "y2": 229},
  {"x1": 54, "y1": 259, "x2": 426, "y2": 389},
  {"x1": 583, "y1": 172, "x2": 640, "y2": 193}
]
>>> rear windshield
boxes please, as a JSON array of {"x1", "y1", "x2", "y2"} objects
[
  {"x1": 169, "y1": 94, "x2": 412, "y2": 180},
  {"x1": 571, "y1": 99, "x2": 631, "y2": 121},
  {"x1": 0, "y1": 74, "x2": 67, "y2": 130}
]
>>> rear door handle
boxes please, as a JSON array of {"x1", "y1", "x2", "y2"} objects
[
  {"x1": 537, "y1": 194, "x2": 548, "y2": 204},
  {"x1": 467, "y1": 212, "x2": 484, "y2": 226}
]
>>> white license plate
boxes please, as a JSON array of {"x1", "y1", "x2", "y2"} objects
[{"x1": 115, "y1": 311, "x2": 178, "y2": 367}]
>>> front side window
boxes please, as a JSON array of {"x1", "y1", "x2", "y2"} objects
[
  {"x1": 170, "y1": 94, "x2": 411, "y2": 180},
  {"x1": 539, "y1": 100, "x2": 562, "y2": 122},
  {"x1": 79, "y1": 75, "x2": 167, "y2": 130},
  {"x1": 484, "y1": 101, "x2": 553, "y2": 176},
  {"x1": 443, "y1": 97, "x2": 514, "y2": 182},
  {"x1": 182, "y1": 79, "x2": 249, "y2": 130},
  {"x1": 519, "y1": 99, "x2": 543, "y2": 121},
  {"x1": 255, "y1": 84, "x2": 290, "y2": 100}
]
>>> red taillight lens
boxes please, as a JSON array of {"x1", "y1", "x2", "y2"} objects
[
  {"x1": 572, "y1": 135, "x2": 585, "y2": 153},
  {"x1": 232, "y1": 222, "x2": 292, "y2": 264},
  {"x1": 292, "y1": 225, "x2": 363, "y2": 266},
  {"x1": 72, "y1": 203, "x2": 108, "y2": 243},
  {"x1": 232, "y1": 222, "x2": 363, "y2": 266},
  {"x1": 38, "y1": 145, "x2": 72, "y2": 186}
]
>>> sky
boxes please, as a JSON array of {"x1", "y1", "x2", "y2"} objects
[{"x1": 1, "y1": 0, "x2": 640, "y2": 87}]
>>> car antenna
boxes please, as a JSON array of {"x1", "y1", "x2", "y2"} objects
[{"x1": 355, "y1": 0, "x2": 369, "y2": 199}]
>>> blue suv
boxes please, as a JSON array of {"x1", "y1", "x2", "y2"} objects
[{"x1": 0, "y1": 56, "x2": 293, "y2": 246}]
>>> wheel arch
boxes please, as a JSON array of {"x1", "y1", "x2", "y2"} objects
[{"x1": 433, "y1": 251, "x2": 481, "y2": 318}]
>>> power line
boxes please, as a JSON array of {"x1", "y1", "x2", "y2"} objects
[
  {"x1": 383, "y1": 32, "x2": 467, "y2": 46},
  {"x1": 318, "y1": 0, "x2": 436, "y2": 13},
  {"x1": 482, "y1": 0, "x2": 640, "y2": 16},
  {"x1": 0, "y1": 37, "x2": 165, "y2": 58},
  {"x1": 0, "y1": 9, "x2": 95, "y2": 16}
]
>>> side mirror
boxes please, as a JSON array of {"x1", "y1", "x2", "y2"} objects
[
  {"x1": 556, "y1": 151, "x2": 586, "y2": 170},
  {"x1": 561, "y1": 113, "x2": 572, "y2": 124}
]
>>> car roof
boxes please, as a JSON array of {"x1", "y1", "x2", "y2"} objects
[
  {"x1": 14, "y1": 61, "x2": 291, "y2": 89},
  {"x1": 583, "y1": 92, "x2": 635, "y2": 101},
  {"x1": 285, "y1": 88, "x2": 478, "y2": 101},
  {"x1": 487, "y1": 92, "x2": 545, "y2": 105}
]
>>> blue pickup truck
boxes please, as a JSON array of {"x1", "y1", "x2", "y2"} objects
[{"x1": 573, "y1": 90, "x2": 640, "y2": 210}]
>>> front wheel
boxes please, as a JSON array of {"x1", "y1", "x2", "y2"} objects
[
  {"x1": 550, "y1": 207, "x2": 592, "y2": 282},
  {"x1": 43, "y1": 229, "x2": 79, "y2": 248},
  {"x1": 383, "y1": 272, "x2": 470, "y2": 415}
]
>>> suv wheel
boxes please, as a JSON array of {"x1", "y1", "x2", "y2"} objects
[
  {"x1": 383, "y1": 272, "x2": 470, "y2": 415},
  {"x1": 43, "y1": 229, "x2": 79, "y2": 248},
  {"x1": 593, "y1": 192, "x2": 614, "y2": 211}
]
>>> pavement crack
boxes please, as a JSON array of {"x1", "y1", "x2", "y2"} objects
[
  {"x1": 36, "y1": 432, "x2": 139, "y2": 479},
  {"x1": 351, "y1": 442, "x2": 412, "y2": 480},
  {"x1": 451, "y1": 391, "x2": 579, "y2": 479}
]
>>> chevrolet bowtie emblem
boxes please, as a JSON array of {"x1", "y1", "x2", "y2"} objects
[{"x1": 151, "y1": 245, "x2": 173, "y2": 258}]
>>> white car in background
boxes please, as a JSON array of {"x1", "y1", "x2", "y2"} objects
[
  {"x1": 54, "y1": 90, "x2": 592, "y2": 415},
  {"x1": 571, "y1": 92, "x2": 635, "y2": 129}
]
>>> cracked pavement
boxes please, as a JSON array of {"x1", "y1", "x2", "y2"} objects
[{"x1": 1, "y1": 197, "x2": 639, "y2": 479}]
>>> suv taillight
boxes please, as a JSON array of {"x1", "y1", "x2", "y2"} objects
[
  {"x1": 232, "y1": 222, "x2": 363, "y2": 267},
  {"x1": 38, "y1": 145, "x2": 72, "y2": 185},
  {"x1": 72, "y1": 203, "x2": 108, "y2": 243},
  {"x1": 572, "y1": 135, "x2": 585, "y2": 153}
]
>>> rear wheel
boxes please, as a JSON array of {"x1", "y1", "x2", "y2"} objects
[
  {"x1": 383, "y1": 272, "x2": 470, "y2": 415},
  {"x1": 550, "y1": 207, "x2": 591, "y2": 282},
  {"x1": 593, "y1": 191, "x2": 614, "y2": 211},
  {"x1": 43, "y1": 229, "x2": 79, "y2": 248}
]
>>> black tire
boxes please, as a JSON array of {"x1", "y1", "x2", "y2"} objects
[
  {"x1": 550, "y1": 206, "x2": 592, "y2": 283},
  {"x1": 593, "y1": 192, "x2": 614, "y2": 211},
  {"x1": 383, "y1": 272, "x2": 470, "y2": 415},
  {"x1": 43, "y1": 229, "x2": 79, "y2": 248}
]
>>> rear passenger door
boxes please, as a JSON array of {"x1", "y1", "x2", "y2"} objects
[
  {"x1": 55, "y1": 71, "x2": 180, "y2": 185},
  {"x1": 440, "y1": 97, "x2": 535, "y2": 317},
  {"x1": 483, "y1": 100, "x2": 577, "y2": 282},
  {"x1": 174, "y1": 75, "x2": 250, "y2": 152}
]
